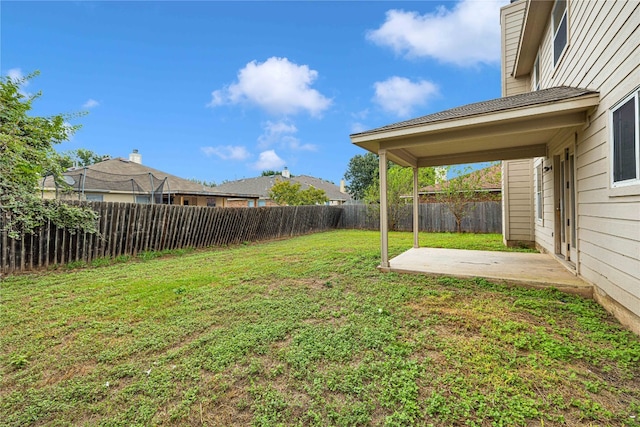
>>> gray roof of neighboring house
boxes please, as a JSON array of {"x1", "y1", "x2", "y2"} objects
[
  {"x1": 214, "y1": 174, "x2": 352, "y2": 202},
  {"x1": 41, "y1": 158, "x2": 259, "y2": 198},
  {"x1": 352, "y1": 86, "x2": 599, "y2": 136}
]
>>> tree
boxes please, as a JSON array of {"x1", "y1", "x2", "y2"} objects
[
  {"x1": 0, "y1": 71, "x2": 98, "y2": 239},
  {"x1": 436, "y1": 164, "x2": 501, "y2": 233},
  {"x1": 364, "y1": 165, "x2": 435, "y2": 230},
  {"x1": 59, "y1": 148, "x2": 108, "y2": 169},
  {"x1": 269, "y1": 180, "x2": 329, "y2": 206},
  {"x1": 343, "y1": 152, "x2": 381, "y2": 201}
]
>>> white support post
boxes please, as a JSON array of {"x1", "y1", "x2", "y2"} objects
[
  {"x1": 413, "y1": 167, "x2": 419, "y2": 249},
  {"x1": 379, "y1": 150, "x2": 389, "y2": 268}
]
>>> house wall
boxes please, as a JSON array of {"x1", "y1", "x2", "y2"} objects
[
  {"x1": 501, "y1": 1, "x2": 529, "y2": 96},
  {"x1": 42, "y1": 189, "x2": 237, "y2": 207},
  {"x1": 515, "y1": 0, "x2": 640, "y2": 330},
  {"x1": 502, "y1": 159, "x2": 535, "y2": 246},
  {"x1": 42, "y1": 190, "x2": 141, "y2": 203}
]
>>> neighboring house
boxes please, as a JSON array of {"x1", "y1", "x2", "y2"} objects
[
  {"x1": 214, "y1": 168, "x2": 352, "y2": 207},
  {"x1": 418, "y1": 164, "x2": 502, "y2": 203},
  {"x1": 41, "y1": 151, "x2": 259, "y2": 207},
  {"x1": 351, "y1": 1, "x2": 639, "y2": 333}
]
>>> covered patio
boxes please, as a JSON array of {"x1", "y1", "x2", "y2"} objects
[{"x1": 350, "y1": 87, "x2": 600, "y2": 291}]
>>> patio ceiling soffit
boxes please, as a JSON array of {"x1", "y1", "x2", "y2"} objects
[{"x1": 351, "y1": 88, "x2": 600, "y2": 168}]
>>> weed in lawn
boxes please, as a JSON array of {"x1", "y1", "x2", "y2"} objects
[
  {"x1": 9, "y1": 353, "x2": 28, "y2": 369},
  {"x1": 65, "y1": 260, "x2": 87, "y2": 270}
]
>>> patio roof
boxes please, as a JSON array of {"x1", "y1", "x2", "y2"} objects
[
  {"x1": 349, "y1": 86, "x2": 600, "y2": 269},
  {"x1": 351, "y1": 87, "x2": 600, "y2": 167}
]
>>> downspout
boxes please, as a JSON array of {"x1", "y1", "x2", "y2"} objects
[{"x1": 379, "y1": 149, "x2": 389, "y2": 269}]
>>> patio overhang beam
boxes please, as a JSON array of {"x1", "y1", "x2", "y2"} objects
[{"x1": 385, "y1": 143, "x2": 548, "y2": 169}]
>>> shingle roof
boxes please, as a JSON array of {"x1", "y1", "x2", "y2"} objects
[
  {"x1": 42, "y1": 158, "x2": 258, "y2": 198},
  {"x1": 352, "y1": 87, "x2": 598, "y2": 136},
  {"x1": 214, "y1": 174, "x2": 351, "y2": 202}
]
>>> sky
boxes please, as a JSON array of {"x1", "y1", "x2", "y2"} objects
[{"x1": 2, "y1": 0, "x2": 508, "y2": 185}]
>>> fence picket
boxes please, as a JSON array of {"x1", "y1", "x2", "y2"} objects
[{"x1": 0, "y1": 201, "x2": 497, "y2": 274}]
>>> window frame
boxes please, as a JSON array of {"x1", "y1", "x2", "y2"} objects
[
  {"x1": 532, "y1": 53, "x2": 540, "y2": 91},
  {"x1": 552, "y1": 0, "x2": 568, "y2": 67},
  {"x1": 135, "y1": 195, "x2": 151, "y2": 204},
  {"x1": 610, "y1": 89, "x2": 640, "y2": 188},
  {"x1": 85, "y1": 194, "x2": 104, "y2": 202}
]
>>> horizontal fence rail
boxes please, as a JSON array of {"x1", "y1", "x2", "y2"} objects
[
  {"x1": 0, "y1": 202, "x2": 342, "y2": 275},
  {"x1": 338, "y1": 202, "x2": 502, "y2": 233}
]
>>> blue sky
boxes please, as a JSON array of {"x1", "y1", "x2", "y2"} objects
[{"x1": 3, "y1": 0, "x2": 507, "y2": 185}]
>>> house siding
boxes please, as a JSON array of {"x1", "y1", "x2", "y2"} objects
[
  {"x1": 507, "y1": 0, "x2": 640, "y2": 329},
  {"x1": 502, "y1": 159, "x2": 534, "y2": 245},
  {"x1": 501, "y1": 1, "x2": 529, "y2": 96}
]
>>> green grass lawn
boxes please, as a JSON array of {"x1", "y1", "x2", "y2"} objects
[{"x1": 1, "y1": 231, "x2": 639, "y2": 426}]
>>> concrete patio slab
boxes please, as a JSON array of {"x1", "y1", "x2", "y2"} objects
[{"x1": 384, "y1": 248, "x2": 593, "y2": 298}]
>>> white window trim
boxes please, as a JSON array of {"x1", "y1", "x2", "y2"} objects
[
  {"x1": 610, "y1": 88, "x2": 640, "y2": 190},
  {"x1": 532, "y1": 52, "x2": 540, "y2": 91},
  {"x1": 552, "y1": 0, "x2": 569, "y2": 69}
]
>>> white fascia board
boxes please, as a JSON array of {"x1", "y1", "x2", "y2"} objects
[{"x1": 350, "y1": 94, "x2": 600, "y2": 145}]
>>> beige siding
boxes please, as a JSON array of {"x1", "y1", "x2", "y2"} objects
[
  {"x1": 502, "y1": 159, "x2": 534, "y2": 244},
  {"x1": 501, "y1": 1, "x2": 529, "y2": 97},
  {"x1": 530, "y1": 1, "x2": 640, "y2": 322}
]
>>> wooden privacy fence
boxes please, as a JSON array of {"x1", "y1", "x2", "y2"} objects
[
  {"x1": 338, "y1": 202, "x2": 502, "y2": 233},
  {"x1": 0, "y1": 202, "x2": 342, "y2": 274}
]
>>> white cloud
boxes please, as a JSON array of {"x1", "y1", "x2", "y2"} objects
[
  {"x1": 258, "y1": 120, "x2": 298, "y2": 148},
  {"x1": 7, "y1": 68, "x2": 25, "y2": 83},
  {"x1": 351, "y1": 122, "x2": 368, "y2": 134},
  {"x1": 257, "y1": 120, "x2": 317, "y2": 151},
  {"x1": 208, "y1": 57, "x2": 332, "y2": 116},
  {"x1": 201, "y1": 145, "x2": 251, "y2": 161},
  {"x1": 83, "y1": 99, "x2": 100, "y2": 109},
  {"x1": 7, "y1": 68, "x2": 31, "y2": 96},
  {"x1": 352, "y1": 109, "x2": 369, "y2": 120},
  {"x1": 367, "y1": 1, "x2": 508, "y2": 67},
  {"x1": 253, "y1": 150, "x2": 286, "y2": 170},
  {"x1": 373, "y1": 76, "x2": 438, "y2": 117}
]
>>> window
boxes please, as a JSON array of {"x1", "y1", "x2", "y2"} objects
[
  {"x1": 248, "y1": 200, "x2": 255, "y2": 207},
  {"x1": 552, "y1": 0, "x2": 568, "y2": 66},
  {"x1": 532, "y1": 54, "x2": 540, "y2": 91},
  {"x1": 258, "y1": 200, "x2": 266, "y2": 207},
  {"x1": 611, "y1": 90, "x2": 640, "y2": 185},
  {"x1": 535, "y1": 162, "x2": 544, "y2": 222},
  {"x1": 135, "y1": 195, "x2": 151, "y2": 204},
  {"x1": 85, "y1": 194, "x2": 103, "y2": 202}
]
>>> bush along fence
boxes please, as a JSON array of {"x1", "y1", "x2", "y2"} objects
[
  {"x1": 0, "y1": 202, "x2": 342, "y2": 275},
  {"x1": 338, "y1": 202, "x2": 502, "y2": 233}
]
